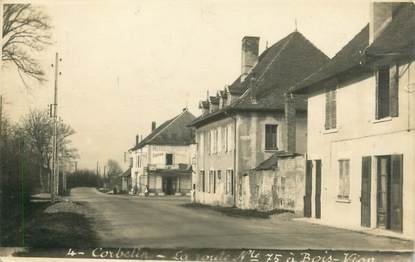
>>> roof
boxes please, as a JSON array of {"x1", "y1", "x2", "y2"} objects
[
  {"x1": 130, "y1": 109, "x2": 196, "y2": 150},
  {"x1": 366, "y1": 3, "x2": 415, "y2": 57},
  {"x1": 255, "y1": 151, "x2": 297, "y2": 171},
  {"x1": 291, "y1": 25, "x2": 369, "y2": 93},
  {"x1": 191, "y1": 31, "x2": 329, "y2": 127},
  {"x1": 292, "y1": 3, "x2": 415, "y2": 94}
]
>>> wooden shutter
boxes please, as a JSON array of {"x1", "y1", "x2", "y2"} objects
[
  {"x1": 325, "y1": 90, "x2": 331, "y2": 130},
  {"x1": 390, "y1": 154, "x2": 403, "y2": 232},
  {"x1": 390, "y1": 64, "x2": 399, "y2": 117},
  {"x1": 361, "y1": 156, "x2": 372, "y2": 227},
  {"x1": 331, "y1": 89, "x2": 337, "y2": 129}
]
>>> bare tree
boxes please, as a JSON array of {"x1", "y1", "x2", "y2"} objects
[
  {"x1": 2, "y1": 4, "x2": 52, "y2": 84},
  {"x1": 19, "y1": 109, "x2": 78, "y2": 192}
]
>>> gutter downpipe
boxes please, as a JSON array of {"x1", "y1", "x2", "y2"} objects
[{"x1": 225, "y1": 109, "x2": 237, "y2": 207}]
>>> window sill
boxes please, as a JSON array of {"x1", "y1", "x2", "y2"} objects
[
  {"x1": 336, "y1": 198, "x2": 351, "y2": 203},
  {"x1": 372, "y1": 117, "x2": 392, "y2": 124},
  {"x1": 322, "y1": 128, "x2": 338, "y2": 134}
]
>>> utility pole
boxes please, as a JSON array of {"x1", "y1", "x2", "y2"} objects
[{"x1": 51, "y1": 53, "x2": 61, "y2": 202}]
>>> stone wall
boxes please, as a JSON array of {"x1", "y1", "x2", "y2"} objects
[{"x1": 241, "y1": 155, "x2": 306, "y2": 213}]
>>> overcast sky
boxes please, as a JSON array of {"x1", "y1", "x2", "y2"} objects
[{"x1": 2, "y1": 0, "x2": 370, "y2": 170}]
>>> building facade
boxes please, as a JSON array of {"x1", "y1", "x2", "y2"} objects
[
  {"x1": 292, "y1": 2, "x2": 415, "y2": 238},
  {"x1": 129, "y1": 109, "x2": 196, "y2": 196},
  {"x1": 191, "y1": 32, "x2": 329, "y2": 210}
]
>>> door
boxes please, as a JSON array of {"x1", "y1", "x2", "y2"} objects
[
  {"x1": 361, "y1": 156, "x2": 372, "y2": 227},
  {"x1": 315, "y1": 160, "x2": 322, "y2": 219},
  {"x1": 390, "y1": 155, "x2": 403, "y2": 232},
  {"x1": 163, "y1": 177, "x2": 177, "y2": 195},
  {"x1": 304, "y1": 160, "x2": 313, "y2": 218},
  {"x1": 377, "y1": 156, "x2": 390, "y2": 229}
]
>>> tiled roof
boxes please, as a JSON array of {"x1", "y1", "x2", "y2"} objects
[
  {"x1": 291, "y1": 25, "x2": 369, "y2": 93},
  {"x1": 190, "y1": 31, "x2": 329, "y2": 127},
  {"x1": 366, "y1": 3, "x2": 415, "y2": 56},
  {"x1": 292, "y1": 3, "x2": 415, "y2": 94},
  {"x1": 130, "y1": 110, "x2": 196, "y2": 150}
]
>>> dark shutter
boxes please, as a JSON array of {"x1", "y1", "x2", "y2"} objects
[
  {"x1": 361, "y1": 156, "x2": 372, "y2": 227},
  {"x1": 390, "y1": 154, "x2": 403, "y2": 232},
  {"x1": 390, "y1": 64, "x2": 399, "y2": 117},
  {"x1": 325, "y1": 90, "x2": 331, "y2": 130},
  {"x1": 375, "y1": 69, "x2": 380, "y2": 119},
  {"x1": 331, "y1": 89, "x2": 337, "y2": 129}
]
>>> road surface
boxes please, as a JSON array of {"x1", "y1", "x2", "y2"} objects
[{"x1": 69, "y1": 187, "x2": 413, "y2": 250}]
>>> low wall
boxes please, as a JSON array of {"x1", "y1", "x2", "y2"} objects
[{"x1": 242, "y1": 155, "x2": 306, "y2": 213}]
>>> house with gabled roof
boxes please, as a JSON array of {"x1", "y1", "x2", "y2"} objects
[
  {"x1": 129, "y1": 108, "x2": 196, "y2": 196},
  {"x1": 291, "y1": 2, "x2": 415, "y2": 239},
  {"x1": 190, "y1": 32, "x2": 329, "y2": 210}
]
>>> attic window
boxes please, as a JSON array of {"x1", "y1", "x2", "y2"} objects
[{"x1": 166, "y1": 154, "x2": 173, "y2": 165}]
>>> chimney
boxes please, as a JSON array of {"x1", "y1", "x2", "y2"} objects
[
  {"x1": 136, "y1": 135, "x2": 139, "y2": 146},
  {"x1": 241, "y1": 36, "x2": 260, "y2": 82},
  {"x1": 284, "y1": 94, "x2": 296, "y2": 154},
  {"x1": 369, "y1": 2, "x2": 400, "y2": 44},
  {"x1": 151, "y1": 121, "x2": 156, "y2": 131}
]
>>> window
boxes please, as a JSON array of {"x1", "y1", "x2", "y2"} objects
[
  {"x1": 166, "y1": 154, "x2": 173, "y2": 165},
  {"x1": 226, "y1": 170, "x2": 234, "y2": 195},
  {"x1": 325, "y1": 87, "x2": 337, "y2": 130},
  {"x1": 214, "y1": 129, "x2": 219, "y2": 154},
  {"x1": 281, "y1": 177, "x2": 286, "y2": 194},
  {"x1": 213, "y1": 171, "x2": 217, "y2": 193},
  {"x1": 376, "y1": 65, "x2": 399, "y2": 119},
  {"x1": 209, "y1": 170, "x2": 214, "y2": 193},
  {"x1": 227, "y1": 124, "x2": 233, "y2": 151},
  {"x1": 265, "y1": 124, "x2": 278, "y2": 150},
  {"x1": 129, "y1": 157, "x2": 133, "y2": 167},
  {"x1": 199, "y1": 132, "x2": 204, "y2": 156},
  {"x1": 338, "y1": 160, "x2": 350, "y2": 200},
  {"x1": 200, "y1": 171, "x2": 205, "y2": 192},
  {"x1": 137, "y1": 156, "x2": 140, "y2": 167},
  {"x1": 224, "y1": 126, "x2": 229, "y2": 152}
]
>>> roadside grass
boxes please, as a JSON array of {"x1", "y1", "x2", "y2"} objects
[
  {"x1": 3, "y1": 198, "x2": 98, "y2": 248},
  {"x1": 182, "y1": 202, "x2": 294, "y2": 219}
]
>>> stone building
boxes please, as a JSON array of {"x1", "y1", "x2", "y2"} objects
[
  {"x1": 190, "y1": 32, "x2": 329, "y2": 211},
  {"x1": 291, "y1": 2, "x2": 415, "y2": 238},
  {"x1": 129, "y1": 109, "x2": 196, "y2": 196}
]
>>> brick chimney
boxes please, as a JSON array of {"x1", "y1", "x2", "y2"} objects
[
  {"x1": 136, "y1": 135, "x2": 139, "y2": 146},
  {"x1": 151, "y1": 121, "x2": 156, "y2": 131},
  {"x1": 369, "y1": 2, "x2": 401, "y2": 44},
  {"x1": 284, "y1": 94, "x2": 296, "y2": 154},
  {"x1": 241, "y1": 36, "x2": 259, "y2": 82}
]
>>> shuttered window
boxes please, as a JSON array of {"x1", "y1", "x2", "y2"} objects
[
  {"x1": 338, "y1": 159, "x2": 350, "y2": 200},
  {"x1": 325, "y1": 87, "x2": 337, "y2": 130},
  {"x1": 265, "y1": 124, "x2": 278, "y2": 150},
  {"x1": 200, "y1": 170, "x2": 205, "y2": 192},
  {"x1": 376, "y1": 64, "x2": 399, "y2": 119}
]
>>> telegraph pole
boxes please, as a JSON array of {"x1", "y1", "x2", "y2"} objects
[{"x1": 51, "y1": 53, "x2": 60, "y2": 202}]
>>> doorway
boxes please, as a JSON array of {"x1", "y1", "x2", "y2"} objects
[
  {"x1": 163, "y1": 176, "x2": 177, "y2": 195},
  {"x1": 376, "y1": 155, "x2": 403, "y2": 232}
]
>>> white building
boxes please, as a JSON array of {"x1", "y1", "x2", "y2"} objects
[
  {"x1": 129, "y1": 109, "x2": 196, "y2": 196},
  {"x1": 291, "y1": 2, "x2": 415, "y2": 239}
]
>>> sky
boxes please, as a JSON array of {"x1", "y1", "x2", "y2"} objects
[{"x1": 1, "y1": 0, "x2": 370, "y2": 170}]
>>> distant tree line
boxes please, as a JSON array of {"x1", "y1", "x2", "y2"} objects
[{"x1": 66, "y1": 169, "x2": 103, "y2": 189}]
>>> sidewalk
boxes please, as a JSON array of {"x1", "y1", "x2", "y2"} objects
[{"x1": 295, "y1": 217, "x2": 414, "y2": 241}]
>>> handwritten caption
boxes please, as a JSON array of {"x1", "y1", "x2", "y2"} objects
[{"x1": 64, "y1": 248, "x2": 381, "y2": 262}]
